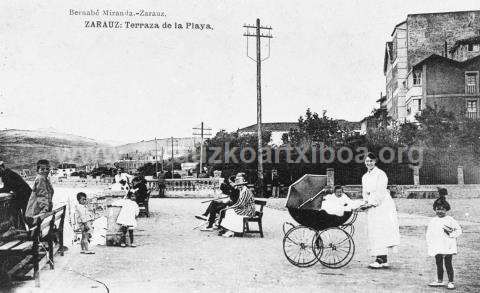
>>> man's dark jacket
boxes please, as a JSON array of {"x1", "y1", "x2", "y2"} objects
[{"x1": 0, "y1": 168, "x2": 32, "y2": 213}]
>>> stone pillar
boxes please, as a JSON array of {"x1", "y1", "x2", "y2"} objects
[
  {"x1": 457, "y1": 166, "x2": 464, "y2": 185},
  {"x1": 413, "y1": 166, "x2": 420, "y2": 186},
  {"x1": 326, "y1": 168, "x2": 334, "y2": 188}
]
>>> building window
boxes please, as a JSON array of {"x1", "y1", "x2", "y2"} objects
[
  {"x1": 413, "y1": 71, "x2": 422, "y2": 86},
  {"x1": 466, "y1": 100, "x2": 478, "y2": 119},
  {"x1": 467, "y1": 100, "x2": 477, "y2": 111},
  {"x1": 467, "y1": 44, "x2": 480, "y2": 52},
  {"x1": 465, "y1": 72, "x2": 478, "y2": 94},
  {"x1": 414, "y1": 99, "x2": 422, "y2": 111}
]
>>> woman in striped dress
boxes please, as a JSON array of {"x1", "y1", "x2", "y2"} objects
[{"x1": 220, "y1": 174, "x2": 256, "y2": 237}]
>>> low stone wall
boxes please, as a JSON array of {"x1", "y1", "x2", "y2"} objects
[{"x1": 342, "y1": 184, "x2": 480, "y2": 199}]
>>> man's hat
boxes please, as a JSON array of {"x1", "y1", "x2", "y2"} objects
[{"x1": 233, "y1": 173, "x2": 248, "y2": 186}]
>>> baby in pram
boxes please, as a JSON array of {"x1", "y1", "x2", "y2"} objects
[{"x1": 321, "y1": 185, "x2": 364, "y2": 216}]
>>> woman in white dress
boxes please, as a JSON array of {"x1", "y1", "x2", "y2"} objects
[
  {"x1": 219, "y1": 174, "x2": 255, "y2": 237},
  {"x1": 361, "y1": 152, "x2": 400, "y2": 268}
]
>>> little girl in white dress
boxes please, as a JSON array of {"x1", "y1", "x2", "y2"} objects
[{"x1": 426, "y1": 190, "x2": 462, "y2": 290}]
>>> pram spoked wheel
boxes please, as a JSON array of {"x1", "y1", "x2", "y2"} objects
[
  {"x1": 313, "y1": 227, "x2": 355, "y2": 269},
  {"x1": 283, "y1": 225, "x2": 322, "y2": 268}
]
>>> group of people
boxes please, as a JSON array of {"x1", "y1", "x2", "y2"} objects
[
  {"x1": 0, "y1": 159, "x2": 55, "y2": 227},
  {"x1": 195, "y1": 172, "x2": 256, "y2": 237},
  {"x1": 0, "y1": 161, "x2": 147, "y2": 255},
  {"x1": 193, "y1": 152, "x2": 462, "y2": 290},
  {"x1": 353, "y1": 153, "x2": 461, "y2": 289},
  {"x1": 1, "y1": 154, "x2": 464, "y2": 289},
  {"x1": 74, "y1": 169, "x2": 145, "y2": 254}
]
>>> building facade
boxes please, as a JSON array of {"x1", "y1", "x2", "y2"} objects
[
  {"x1": 405, "y1": 54, "x2": 480, "y2": 121},
  {"x1": 384, "y1": 10, "x2": 480, "y2": 122}
]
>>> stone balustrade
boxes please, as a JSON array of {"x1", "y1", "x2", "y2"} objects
[
  {"x1": 146, "y1": 178, "x2": 222, "y2": 198},
  {"x1": 50, "y1": 177, "x2": 114, "y2": 186}
]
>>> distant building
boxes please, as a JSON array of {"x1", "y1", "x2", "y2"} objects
[
  {"x1": 237, "y1": 122, "x2": 299, "y2": 145},
  {"x1": 405, "y1": 54, "x2": 480, "y2": 122},
  {"x1": 238, "y1": 121, "x2": 361, "y2": 143},
  {"x1": 55, "y1": 163, "x2": 77, "y2": 177},
  {"x1": 384, "y1": 10, "x2": 480, "y2": 123}
]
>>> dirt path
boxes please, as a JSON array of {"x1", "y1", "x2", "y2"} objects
[{"x1": 12, "y1": 198, "x2": 480, "y2": 293}]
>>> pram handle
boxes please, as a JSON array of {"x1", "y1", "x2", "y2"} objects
[{"x1": 298, "y1": 188, "x2": 328, "y2": 209}]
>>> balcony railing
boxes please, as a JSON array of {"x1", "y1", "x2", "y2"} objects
[
  {"x1": 466, "y1": 112, "x2": 478, "y2": 119},
  {"x1": 466, "y1": 84, "x2": 477, "y2": 94}
]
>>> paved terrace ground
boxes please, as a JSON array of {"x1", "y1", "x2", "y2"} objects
[{"x1": 10, "y1": 197, "x2": 480, "y2": 293}]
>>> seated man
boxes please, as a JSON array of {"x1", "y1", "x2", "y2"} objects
[
  {"x1": 130, "y1": 177, "x2": 148, "y2": 205},
  {"x1": 195, "y1": 176, "x2": 239, "y2": 231},
  {"x1": 321, "y1": 185, "x2": 363, "y2": 216}
]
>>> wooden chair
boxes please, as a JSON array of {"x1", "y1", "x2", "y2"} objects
[
  {"x1": 242, "y1": 199, "x2": 267, "y2": 238},
  {"x1": 138, "y1": 190, "x2": 151, "y2": 217}
]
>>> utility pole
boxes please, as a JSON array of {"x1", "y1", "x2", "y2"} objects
[
  {"x1": 193, "y1": 122, "x2": 212, "y2": 174},
  {"x1": 155, "y1": 137, "x2": 158, "y2": 177},
  {"x1": 170, "y1": 137, "x2": 179, "y2": 179},
  {"x1": 161, "y1": 146, "x2": 164, "y2": 172},
  {"x1": 243, "y1": 19, "x2": 273, "y2": 197}
]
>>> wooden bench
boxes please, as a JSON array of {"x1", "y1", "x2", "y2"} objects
[
  {"x1": 242, "y1": 199, "x2": 267, "y2": 238},
  {"x1": 0, "y1": 205, "x2": 66, "y2": 287}
]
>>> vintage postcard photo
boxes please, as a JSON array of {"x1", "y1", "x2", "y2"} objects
[{"x1": 0, "y1": 0, "x2": 479, "y2": 292}]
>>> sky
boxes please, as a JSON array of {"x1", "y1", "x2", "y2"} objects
[{"x1": 0, "y1": 0, "x2": 479, "y2": 144}]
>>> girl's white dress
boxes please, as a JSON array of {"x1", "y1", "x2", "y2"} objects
[
  {"x1": 362, "y1": 166, "x2": 400, "y2": 256},
  {"x1": 426, "y1": 215, "x2": 462, "y2": 256}
]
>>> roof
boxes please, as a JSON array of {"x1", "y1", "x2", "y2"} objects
[
  {"x1": 238, "y1": 122, "x2": 299, "y2": 133},
  {"x1": 412, "y1": 53, "x2": 480, "y2": 70},
  {"x1": 391, "y1": 20, "x2": 407, "y2": 36},
  {"x1": 407, "y1": 10, "x2": 480, "y2": 17},
  {"x1": 449, "y1": 35, "x2": 480, "y2": 53},
  {"x1": 412, "y1": 54, "x2": 460, "y2": 69}
]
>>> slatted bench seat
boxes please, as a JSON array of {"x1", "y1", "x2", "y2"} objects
[
  {"x1": 0, "y1": 205, "x2": 66, "y2": 287},
  {"x1": 242, "y1": 199, "x2": 267, "y2": 238}
]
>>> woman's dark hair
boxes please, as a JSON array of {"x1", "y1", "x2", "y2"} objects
[
  {"x1": 76, "y1": 192, "x2": 87, "y2": 201},
  {"x1": 36, "y1": 159, "x2": 50, "y2": 171},
  {"x1": 366, "y1": 152, "x2": 378, "y2": 161},
  {"x1": 437, "y1": 188, "x2": 448, "y2": 197},
  {"x1": 433, "y1": 196, "x2": 451, "y2": 211},
  {"x1": 119, "y1": 179, "x2": 127, "y2": 185},
  {"x1": 334, "y1": 185, "x2": 343, "y2": 191}
]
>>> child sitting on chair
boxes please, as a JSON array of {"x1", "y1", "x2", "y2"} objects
[
  {"x1": 75, "y1": 192, "x2": 95, "y2": 254},
  {"x1": 321, "y1": 185, "x2": 363, "y2": 216}
]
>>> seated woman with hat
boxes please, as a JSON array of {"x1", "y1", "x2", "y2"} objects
[{"x1": 219, "y1": 173, "x2": 256, "y2": 237}]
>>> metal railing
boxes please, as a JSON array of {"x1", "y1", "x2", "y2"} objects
[
  {"x1": 466, "y1": 84, "x2": 477, "y2": 94},
  {"x1": 466, "y1": 112, "x2": 478, "y2": 119}
]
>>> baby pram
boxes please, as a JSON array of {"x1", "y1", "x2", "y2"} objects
[{"x1": 282, "y1": 174, "x2": 358, "y2": 269}]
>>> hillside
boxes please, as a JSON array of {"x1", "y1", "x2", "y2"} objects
[{"x1": 0, "y1": 129, "x2": 116, "y2": 170}]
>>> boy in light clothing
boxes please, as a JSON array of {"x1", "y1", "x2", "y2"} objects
[{"x1": 75, "y1": 192, "x2": 95, "y2": 254}]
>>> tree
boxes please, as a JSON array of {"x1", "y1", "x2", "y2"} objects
[
  {"x1": 415, "y1": 106, "x2": 459, "y2": 149},
  {"x1": 283, "y1": 108, "x2": 341, "y2": 146},
  {"x1": 398, "y1": 122, "x2": 419, "y2": 146}
]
